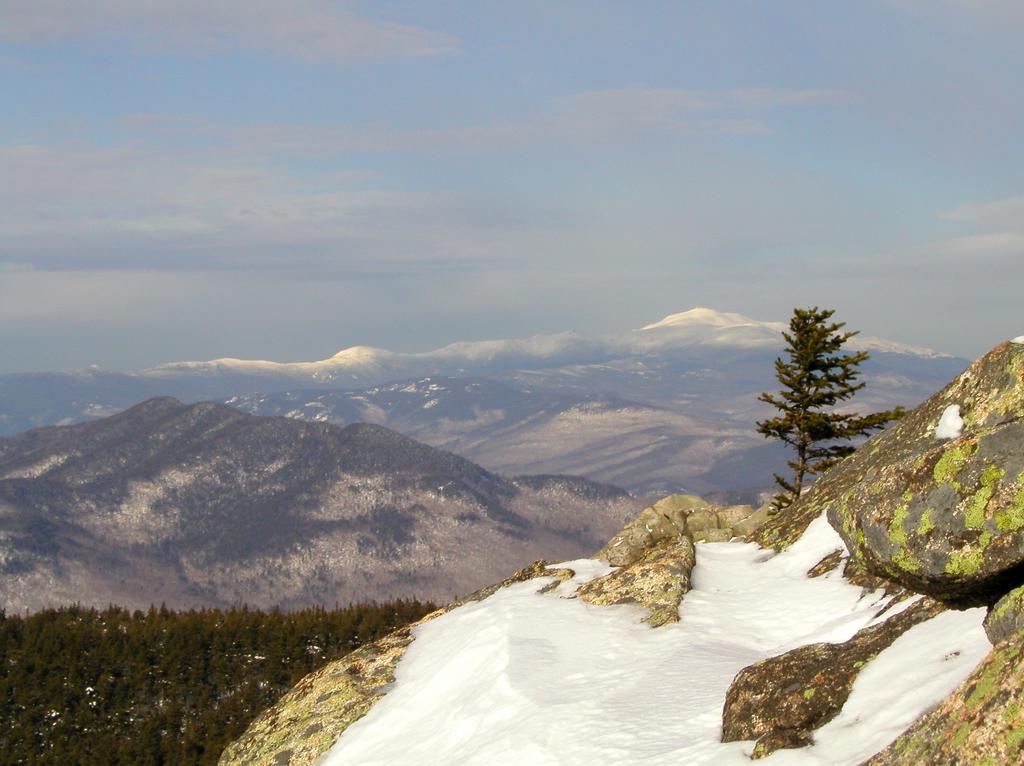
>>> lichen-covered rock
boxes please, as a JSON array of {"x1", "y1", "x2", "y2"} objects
[
  {"x1": 595, "y1": 496, "x2": 693, "y2": 566},
  {"x1": 806, "y1": 549, "x2": 844, "y2": 578},
  {"x1": 757, "y1": 342, "x2": 1024, "y2": 604},
  {"x1": 721, "y1": 597, "x2": 945, "y2": 757},
  {"x1": 599, "y1": 494, "x2": 770, "y2": 557},
  {"x1": 684, "y1": 507, "x2": 720, "y2": 534},
  {"x1": 577, "y1": 536, "x2": 696, "y2": 627},
  {"x1": 218, "y1": 620, "x2": 415, "y2": 766},
  {"x1": 753, "y1": 494, "x2": 824, "y2": 552},
  {"x1": 218, "y1": 561, "x2": 572, "y2": 766},
  {"x1": 699, "y1": 528, "x2": 734, "y2": 543},
  {"x1": 984, "y1": 584, "x2": 1024, "y2": 645},
  {"x1": 866, "y1": 630, "x2": 1024, "y2": 765},
  {"x1": 652, "y1": 493, "x2": 708, "y2": 514},
  {"x1": 716, "y1": 504, "x2": 757, "y2": 528},
  {"x1": 732, "y1": 505, "x2": 771, "y2": 538}
]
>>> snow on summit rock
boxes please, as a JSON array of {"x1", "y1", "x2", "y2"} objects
[
  {"x1": 317, "y1": 514, "x2": 988, "y2": 766},
  {"x1": 934, "y1": 403, "x2": 964, "y2": 440}
]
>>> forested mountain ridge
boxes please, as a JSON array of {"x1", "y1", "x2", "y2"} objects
[{"x1": 0, "y1": 398, "x2": 640, "y2": 613}]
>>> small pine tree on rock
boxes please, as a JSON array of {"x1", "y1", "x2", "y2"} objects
[{"x1": 757, "y1": 307, "x2": 905, "y2": 512}]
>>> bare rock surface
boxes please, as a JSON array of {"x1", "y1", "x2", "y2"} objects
[{"x1": 593, "y1": 493, "x2": 700, "y2": 566}]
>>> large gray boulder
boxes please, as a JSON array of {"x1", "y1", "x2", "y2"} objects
[{"x1": 757, "y1": 340, "x2": 1024, "y2": 603}]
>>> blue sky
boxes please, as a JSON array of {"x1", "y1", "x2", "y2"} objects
[{"x1": 1, "y1": 1, "x2": 1022, "y2": 371}]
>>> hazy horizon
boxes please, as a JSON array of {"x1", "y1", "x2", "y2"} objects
[{"x1": 3, "y1": 2, "x2": 1022, "y2": 372}]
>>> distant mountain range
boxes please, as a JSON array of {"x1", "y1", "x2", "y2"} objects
[
  {"x1": 0, "y1": 398, "x2": 641, "y2": 613},
  {"x1": 0, "y1": 308, "x2": 969, "y2": 496},
  {"x1": 144, "y1": 306, "x2": 950, "y2": 385}
]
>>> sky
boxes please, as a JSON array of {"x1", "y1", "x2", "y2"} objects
[{"x1": 1, "y1": 0, "x2": 1022, "y2": 372}]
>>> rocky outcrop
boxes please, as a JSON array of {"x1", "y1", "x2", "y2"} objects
[
  {"x1": 218, "y1": 561, "x2": 574, "y2": 766},
  {"x1": 686, "y1": 501, "x2": 769, "y2": 542},
  {"x1": 722, "y1": 597, "x2": 945, "y2": 758},
  {"x1": 578, "y1": 536, "x2": 695, "y2": 627},
  {"x1": 594, "y1": 494, "x2": 703, "y2": 565},
  {"x1": 580, "y1": 494, "x2": 768, "y2": 626},
  {"x1": 755, "y1": 341, "x2": 1024, "y2": 605},
  {"x1": 866, "y1": 629, "x2": 1024, "y2": 765},
  {"x1": 595, "y1": 493, "x2": 768, "y2": 566}
]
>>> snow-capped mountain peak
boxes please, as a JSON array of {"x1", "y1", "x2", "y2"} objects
[
  {"x1": 128, "y1": 306, "x2": 951, "y2": 388},
  {"x1": 640, "y1": 307, "x2": 783, "y2": 332},
  {"x1": 327, "y1": 345, "x2": 392, "y2": 362}
]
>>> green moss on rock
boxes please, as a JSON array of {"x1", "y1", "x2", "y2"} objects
[
  {"x1": 944, "y1": 548, "x2": 985, "y2": 578},
  {"x1": 933, "y1": 443, "x2": 977, "y2": 489},
  {"x1": 985, "y1": 584, "x2": 1024, "y2": 645},
  {"x1": 917, "y1": 510, "x2": 935, "y2": 536},
  {"x1": 814, "y1": 342, "x2": 1024, "y2": 603},
  {"x1": 966, "y1": 465, "x2": 1005, "y2": 529},
  {"x1": 994, "y1": 475, "x2": 1024, "y2": 533}
]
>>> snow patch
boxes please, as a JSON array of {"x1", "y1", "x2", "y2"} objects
[
  {"x1": 934, "y1": 404, "x2": 964, "y2": 440},
  {"x1": 545, "y1": 558, "x2": 616, "y2": 597},
  {"x1": 1012, "y1": 336, "x2": 1024, "y2": 344},
  {"x1": 320, "y1": 513, "x2": 987, "y2": 765},
  {"x1": 768, "y1": 608, "x2": 988, "y2": 765}
]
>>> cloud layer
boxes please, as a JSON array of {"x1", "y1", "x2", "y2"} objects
[
  {"x1": 0, "y1": 0, "x2": 458, "y2": 60},
  {"x1": 1, "y1": 2, "x2": 1022, "y2": 370}
]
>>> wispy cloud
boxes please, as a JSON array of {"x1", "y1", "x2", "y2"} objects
[
  {"x1": 943, "y1": 195, "x2": 1024, "y2": 231},
  {"x1": 122, "y1": 87, "x2": 842, "y2": 157},
  {"x1": 922, "y1": 195, "x2": 1024, "y2": 261},
  {"x1": 0, "y1": 142, "x2": 526, "y2": 273},
  {"x1": 0, "y1": 83, "x2": 842, "y2": 275},
  {"x1": 0, "y1": 0, "x2": 459, "y2": 61}
]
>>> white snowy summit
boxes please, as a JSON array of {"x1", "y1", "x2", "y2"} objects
[
  {"x1": 637, "y1": 307, "x2": 948, "y2": 358},
  {"x1": 145, "y1": 306, "x2": 951, "y2": 386}
]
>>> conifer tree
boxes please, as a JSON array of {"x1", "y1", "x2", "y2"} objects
[{"x1": 757, "y1": 307, "x2": 904, "y2": 512}]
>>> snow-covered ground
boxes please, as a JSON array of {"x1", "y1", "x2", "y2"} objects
[{"x1": 321, "y1": 516, "x2": 989, "y2": 765}]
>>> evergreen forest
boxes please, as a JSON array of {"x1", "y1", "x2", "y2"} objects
[{"x1": 0, "y1": 600, "x2": 435, "y2": 765}]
